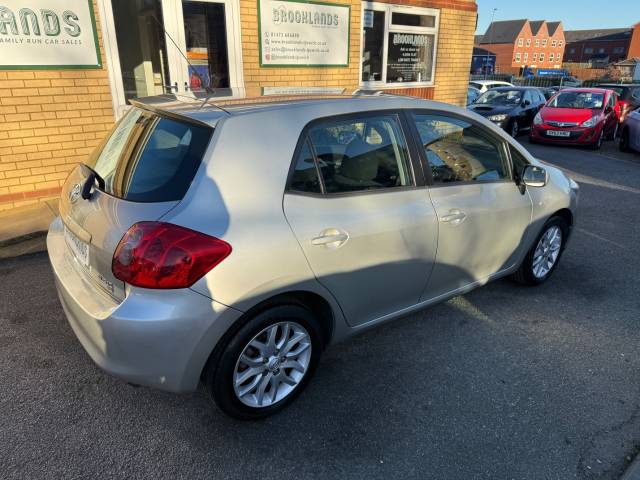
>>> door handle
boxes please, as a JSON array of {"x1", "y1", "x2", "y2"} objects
[
  {"x1": 311, "y1": 229, "x2": 349, "y2": 248},
  {"x1": 440, "y1": 210, "x2": 467, "y2": 226}
]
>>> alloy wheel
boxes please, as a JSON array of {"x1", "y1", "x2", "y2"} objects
[
  {"x1": 532, "y1": 226, "x2": 563, "y2": 279},
  {"x1": 233, "y1": 321, "x2": 312, "y2": 408}
]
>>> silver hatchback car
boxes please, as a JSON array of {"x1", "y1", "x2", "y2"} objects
[{"x1": 48, "y1": 93, "x2": 578, "y2": 419}]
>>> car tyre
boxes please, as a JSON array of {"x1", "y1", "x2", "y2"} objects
[
  {"x1": 512, "y1": 216, "x2": 568, "y2": 286},
  {"x1": 590, "y1": 130, "x2": 604, "y2": 150},
  {"x1": 204, "y1": 304, "x2": 322, "y2": 420},
  {"x1": 619, "y1": 128, "x2": 631, "y2": 152},
  {"x1": 607, "y1": 122, "x2": 619, "y2": 141}
]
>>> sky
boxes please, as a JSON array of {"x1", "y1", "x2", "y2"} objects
[{"x1": 476, "y1": 0, "x2": 640, "y2": 35}]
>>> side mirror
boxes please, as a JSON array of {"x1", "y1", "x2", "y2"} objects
[{"x1": 522, "y1": 165, "x2": 546, "y2": 187}]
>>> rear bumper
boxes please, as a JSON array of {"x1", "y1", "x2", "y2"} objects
[{"x1": 47, "y1": 217, "x2": 243, "y2": 393}]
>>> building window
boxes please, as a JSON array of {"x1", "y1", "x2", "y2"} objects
[
  {"x1": 539, "y1": 52, "x2": 545, "y2": 61},
  {"x1": 585, "y1": 47, "x2": 594, "y2": 54},
  {"x1": 526, "y1": 38, "x2": 531, "y2": 47},
  {"x1": 613, "y1": 46, "x2": 625, "y2": 54},
  {"x1": 515, "y1": 53, "x2": 521, "y2": 63},
  {"x1": 523, "y1": 52, "x2": 529, "y2": 63},
  {"x1": 361, "y1": 3, "x2": 439, "y2": 86},
  {"x1": 518, "y1": 38, "x2": 524, "y2": 47},
  {"x1": 598, "y1": 48, "x2": 605, "y2": 54},
  {"x1": 551, "y1": 40, "x2": 557, "y2": 47},
  {"x1": 535, "y1": 39, "x2": 540, "y2": 47},
  {"x1": 533, "y1": 52, "x2": 538, "y2": 62},
  {"x1": 549, "y1": 53, "x2": 555, "y2": 62},
  {"x1": 559, "y1": 41, "x2": 564, "y2": 47},
  {"x1": 542, "y1": 39, "x2": 548, "y2": 47},
  {"x1": 569, "y1": 48, "x2": 576, "y2": 54}
]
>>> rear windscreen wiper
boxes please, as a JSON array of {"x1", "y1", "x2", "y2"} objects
[{"x1": 80, "y1": 163, "x2": 105, "y2": 200}]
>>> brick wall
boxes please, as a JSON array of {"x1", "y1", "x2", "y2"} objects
[
  {"x1": 431, "y1": 5, "x2": 477, "y2": 105},
  {"x1": 0, "y1": 0, "x2": 114, "y2": 211},
  {"x1": 240, "y1": 0, "x2": 477, "y2": 105},
  {"x1": 240, "y1": 0, "x2": 362, "y2": 91}
]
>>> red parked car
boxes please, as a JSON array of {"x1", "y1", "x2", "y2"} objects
[{"x1": 530, "y1": 88, "x2": 620, "y2": 149}]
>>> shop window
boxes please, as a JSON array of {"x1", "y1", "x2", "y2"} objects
[
  {"x1": 111, "y1": 0, "x2": 170, "y2": 102},
  {"x1": 361, "y1": 3, "x2": 439, "y2": 86},
  {"x1": 183, "y1": 1, "x2": 230, "y2": 89}
]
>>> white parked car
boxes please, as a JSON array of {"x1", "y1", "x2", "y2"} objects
[{"x1": 470, "y1": 80, "x2": 515, "y2": 93}]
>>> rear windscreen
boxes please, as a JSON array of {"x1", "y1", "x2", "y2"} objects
[{"x1": 86, "y1": 108, "x2": 212, "y2": 202}]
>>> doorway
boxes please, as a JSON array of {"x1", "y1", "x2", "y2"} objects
[{"x1": 98, "y1": 0, "x2": 243, "y2": 118}]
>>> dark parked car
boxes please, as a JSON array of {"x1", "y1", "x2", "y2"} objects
[
  {"x1": 540, "y1": 87, "x2": 560, "y2": 100},
  {"x1": 468, "y1": 87, "x2": 547, "y2": 137},
  {"x1": 595, "y1": 84, "x2": 640, "y2": 123}
]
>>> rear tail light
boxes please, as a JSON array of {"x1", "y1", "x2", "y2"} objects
[
  {"x1": 619, "y1": 101, "x2": 630, "y2": 121},
  {"x1": 112, "y1": 222, "x2": 231, "y2": 289}
]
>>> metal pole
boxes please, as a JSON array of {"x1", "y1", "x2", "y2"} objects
[{"x1": 485, "y1": 8, "x2": 497, "y2": 80}]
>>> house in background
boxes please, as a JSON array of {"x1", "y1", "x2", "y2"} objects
[
  {"x1": 564, "y1": 24, "x2": 640, "y2": 66},
  {"x1": 477, "y1": 19, "x2": 565, "y2": 74}
]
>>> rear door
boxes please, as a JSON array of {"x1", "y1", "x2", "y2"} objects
[
  {"x1": 409, "y1": 111, "x2": 532, "y2": 299},
  {"x1": 59, "y1": 107, "x2": 213, "y2": 301},
  {"x1": 283, "y1": 112, "x2": 438, "y2": 326}
]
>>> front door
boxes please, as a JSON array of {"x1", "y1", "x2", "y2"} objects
[
  {"x1": 100, "y1": 0, "x2": 243, "y2": 118},
  {"x1": 410, "y1": 112, "x2": 532, "y2": 299},
  {"x1": 283, "y1": 113, "x2": 438, "y2": 326}
]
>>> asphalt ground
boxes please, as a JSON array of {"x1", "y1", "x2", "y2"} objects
[{"x1": 1, "y1": 139, "x2": 639, "y2": 480}]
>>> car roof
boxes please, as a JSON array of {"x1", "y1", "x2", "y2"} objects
[
  {"x1": 131, "y1": 91, "x2": 453, "y2": 127},
  {"x1": 471, "y1": 80, "x2": 512, "y2": 85},
  {"x1": 491, "y1": 86, "x2": 537, "y2": 91}
]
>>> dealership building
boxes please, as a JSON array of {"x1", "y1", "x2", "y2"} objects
[{"x1": 0, "y1": 0, "x2": 477, "y2": 211}]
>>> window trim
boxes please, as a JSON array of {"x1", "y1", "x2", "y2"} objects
[
  {"x1": 285, "y1": 109, "x2": 426, "y2": 198},
  {"x1": 360, "y1": 2, "x2": 440, "y2": 88},
  {"x1": 408, "y1": 109, "x2": 516, "y2": 188}
]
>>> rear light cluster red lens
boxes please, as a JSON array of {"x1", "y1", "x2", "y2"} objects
[{"x1": 112, "y1": 222, "x2": 231, "y2": 289}]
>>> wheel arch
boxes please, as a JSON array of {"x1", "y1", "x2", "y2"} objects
[
  {"x1": 551, "y1": 208, "x2": 573, "y2": 227},
  {"x1": 200, "y1": 289, "x2": 335, "y2": 382}
]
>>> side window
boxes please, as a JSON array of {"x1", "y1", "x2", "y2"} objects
[
  {"x1": 412, "y1": 113, "x2": 509, "y2": 183},
  {"x1": 290, "y1": 140, "x2": 321, "y2": 193},
  {"x1": 509, "y1": 144, "x2": 529, "y2": 181},
  {"x1": 523, "y1": 90, "x2": 533, "y2": 104},
  {"x1": 306, "y1": 115, "x2": 413, "y2": 193},
  {"x1": 632, "y1": 88, "x2": 640, "y2": 101}
]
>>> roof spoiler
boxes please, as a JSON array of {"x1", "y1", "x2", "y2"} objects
[{"x1": 129, "y1": 97, "x2": 222, "y2": 128}]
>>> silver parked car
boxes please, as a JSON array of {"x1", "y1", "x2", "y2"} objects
[{"x1": 47, "y1": 93, "x2": 579, "y2": 419}]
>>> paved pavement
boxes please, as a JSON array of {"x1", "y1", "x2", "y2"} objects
[{"x1": 0, "y1": 139, "x2": 639, "y2": 479}]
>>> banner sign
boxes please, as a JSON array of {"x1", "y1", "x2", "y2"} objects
[
  {"x1": 0, "y1": 0, "x2": 101, "y2": 69},
  {"x1": 258, "y1": 0, "x2": 350, "y2": 67}
]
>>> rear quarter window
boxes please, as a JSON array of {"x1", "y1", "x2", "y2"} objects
[{"x1": 86, "y1": 108, "x2": 212, "y2": 202}]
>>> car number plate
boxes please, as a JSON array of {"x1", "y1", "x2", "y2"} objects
[
  {"x1": 547, "y1": 130, "x2": 571, "y2": 137},
  {"x1": 64, "y1": 225, "x2": 89, "y2": 267}
]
